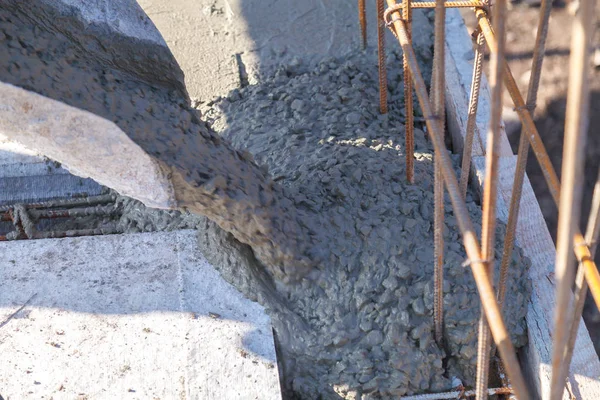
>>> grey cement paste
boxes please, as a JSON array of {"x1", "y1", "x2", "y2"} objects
[
  {"x1": 0, "y1": 2, "x2": 532, "y2": 398},
  {"x1": 0, "y1": 0, "x2": 323, "y2": 283},
  {"x1": 115, "y1": 50, "x2": 531, "y2": 399}
]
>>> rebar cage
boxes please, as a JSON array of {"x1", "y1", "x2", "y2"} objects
[{"x1": 359, "y1": 0, "x2": 598, "y2": 398}]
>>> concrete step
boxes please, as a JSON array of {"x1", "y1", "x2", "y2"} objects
[{"x1": 0, "y1": 230, "x2": 282, "y2": 399}]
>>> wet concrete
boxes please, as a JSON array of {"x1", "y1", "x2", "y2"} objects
[
  {"x1": 0, "y1": 0, "x2": 322, "y2": 282},
  {"x1": 115, "y1": 48, "x2": 531, "y2": 397},
  {"x1": 0, "y1": 2, "x2": 532, "y2": 398}
]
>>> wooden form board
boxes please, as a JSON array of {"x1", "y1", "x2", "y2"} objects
[{"x1": 444, "y1": 9, "x2": 600, "y2": 399}]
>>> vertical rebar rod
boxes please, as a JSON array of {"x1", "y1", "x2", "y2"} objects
[
  {"x1": 459, "y1": 30, "x2": 485, "y2": 198},
  {"x1": 476, "y1": 9, "x2": 600, "y2": 310},
  {"x1": 359, "y1": 0, "x2": 367, "y2": 50},
  {"x1": 404, "y1": 0, "x2": 415, "y2": 183},
  {"x1": 432, "y1": 0, "x2": 447, "y2": 347},
  {"x1": 562, "y1": 169, "x2": 600, "y2": 392},
  {"x1": 549, "y1": 0, "x2": 595, "y2": 397},
  {"x1": 475, "y1": 9, "x2": 561, "y2": 204},
  {"x1": 384, "y1": 6, "x2": 529, "y2": 397},
  {"x1": 497, "y1": 0, "x2": 553, "y2": 310},
  {"x1": 475, "y1": 0, "x2": 506, "y2": 397},
  {"x1": 377, "y1": 0, "x2": 388, "y2": 114}
]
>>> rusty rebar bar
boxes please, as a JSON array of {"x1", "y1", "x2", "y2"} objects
[
  {"x1": 432, "y1": 0, "x2": 446, "y2": 347},
  {"x1": 28, "y1": 205, "x2": 119, "y2": 219},
  {"x1": 399, "y1": 386, "x2": 513, "y2": 400},
  {"x1": 496, "y1": 0, "x2": 553, "y2": 311},
  {"x1": 549, "y1": 0, "x2": 595, "y2": 397},
  {"x1": 562, "y1": 169, "x2": 600, "y2": 393},
  {"x1": 377, "y1": 0, "x2": 388, "y2": 114},
  {"x1": 0, "y1": 194, "x2": 115, "y2": 212},
  {"x1": 384, "y1": 4, "x2": 529, "y2": 397},
  {"x1": 476, "y1": 8, "x2": 600, "y2": 312},
  {"x1": 359, "y1": 0, "x2": 367, "y2": 50},
  {"x1": 398, "y1": 1, "x2": 486, "y2": 8},
  {"x1": 475, "y1": 0, "x2": 506, "y2": 397},
  {"x1": 404, "y1": 0, "x2": 415, "y2": 183},
  {"x1": 459, "y1": 30, "x2": 485, "y2": 198},
  {"x1": 32, "y1": 227, "x2": 120, "y2": 240},
  {"x1": 475, "y1": 8, "x2": 560, "y2": 202}
]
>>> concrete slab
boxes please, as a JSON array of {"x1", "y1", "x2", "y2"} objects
[
  {"x1": 0, "y1": 139, "x2": 103, "y2": 206},
  {"x1": 137, "y1": 0, "x2": 379, "y2": 101},
  {"x1": 0, "y1": 230, "x2": 282, "y2": 399}
]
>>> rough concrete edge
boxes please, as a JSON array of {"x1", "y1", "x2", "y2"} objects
[
  {"x1": 0, "y1": 82, "x2": 177, "y2": 210},
  {"x1": 4, "y1": 0, "x2": 188, "y2": 99},
  {"x1": 43, "y1": 0, "x2": 167, "y2": 45},
  {"x1": 444, "y1": 8, "x2": 600, "y2": 400}
]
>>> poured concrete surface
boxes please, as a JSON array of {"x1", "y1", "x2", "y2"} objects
[
  {"x1": 0, "y1": 230, "x2": 281, "y2": 399},
  {"x1": 137, "y1": 0, "x2": 418, "y2": 101}
]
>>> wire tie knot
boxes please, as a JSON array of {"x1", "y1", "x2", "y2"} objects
[
  {"x1": 383, "y1": 4, "x2": 406, "y2": 28},
  {"x1": 513, "y1": 103, "x2": 535, "y2": 113},
  {"x1": 462, "y1": 258, "x2": 490, "y2": 267}
]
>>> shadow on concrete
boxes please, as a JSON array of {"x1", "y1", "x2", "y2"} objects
[{"x1": 0, "y1": 229, "x2": 275, "y2": 330}]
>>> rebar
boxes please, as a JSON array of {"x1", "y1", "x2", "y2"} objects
[
  {"x1": 385, "y1": 5, "x2": 529, "y2": 397},
  {"x1": 476, "y1": 8, "x2": 600, "y2": 312},
  {"x1": 549, "y1": 0, "x2": 595, "y2": 397},
  {"x1": 398, "y1": 1, "x2": 486, "y2": 8},
  {"x1": 432, "y1": 0, "x2": 447, "y2": 348},
  {"x1": 563, "y1": 169, "x2": 600, "y2": 387},
  {"x1": 475, "y1": 0, "x2": 506, "y2": 397},
  {"x1": 377, "y1": 0, "x2": 388, "y2": 114},
  {"x1": 0, "y1": 197, "x2": 121, "y2": 242},
  {"x1": 32, "y1": 227, "x2": 120, "y2": 240},
  {"x1": 459, "y1": 30, "x2": 485, "y2": 198},
  {"x1": 359, "y1": 0, "x2": 367, "y2": 50},
  {"x1": 28, "y1": 205, "x2": 118, "y2": 219},
  {"x1": 0, "y1": 194, "x2": 115, "y2": 212},
  {"x1": 475, "y1": 8, "x2": 561, "y2": 203},
  {"x1": 12, "y1": 204, "x2": 35, "y2": 239},
  {"x1": 404, "y1": 0, "x2": 415, "y2": 183},
  {"x1": 497, "y1": 0, "x2": 553, "y2": 311},
  {"x1": 399, "y1": 386, "x2": 513, "y2": 400}
]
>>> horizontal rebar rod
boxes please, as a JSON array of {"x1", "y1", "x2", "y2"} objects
[
  {"x1": 399, "y1": 386, "x2": 513, "y2": 400},
  {"x1": 28, "y1": 205, "x2": 119, "y2": 219},
  {"x1": 385, "y1": 2, "x2": 529, "y2": 398},
  {"x1": 0, "y1": 194, "x2": 115, "y2": 212},
  {"x1": 32, "y1": 227, "x2": 120, "y2": 240},
  {"x1": 396, "y1": 1, "x2": 485, "y2": 8}
]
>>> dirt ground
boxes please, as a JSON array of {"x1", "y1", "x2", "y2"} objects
[{"x1": 464, "y1": 2, "x2": 600, "y2": 353}]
